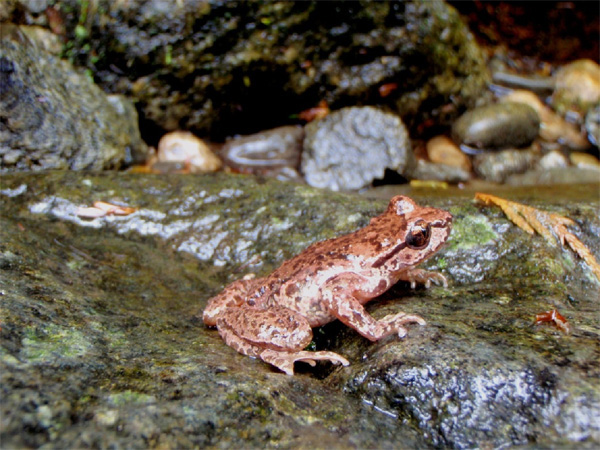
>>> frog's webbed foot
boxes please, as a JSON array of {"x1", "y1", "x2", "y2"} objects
[
  {"x1": 260, "y1": 349, "x2": 349, "y2": 376},
  {"x1": 399, "y1": 268, "x2": 448, "y2": 289},
  {"x1": 377, "y1": 312, "x2": 426, "y2": 339}
]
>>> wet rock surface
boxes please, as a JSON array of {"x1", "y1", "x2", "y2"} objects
[
  {"x1": 302, "y1": 106, "x2": 415, "y2": 191},
  {"x1": 0, "y1": 25, "x2": 147, "y2": 172},
  {"x1": 6, "y1": 0, "x2": 489, "y2": 139},
  {"x1": 1, "y1": 172, "x2": 599, "y2": 448},
  {"x1": 506, "y1": 167, "x2": 600, "y2": 186},
  {"x1": 452, "y1": 102, "x2": 540, "y2": 151}
]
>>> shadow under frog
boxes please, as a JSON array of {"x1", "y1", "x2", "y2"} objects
[{"x1": 203, "y1": 196, "x2": 452, "y2": 375}]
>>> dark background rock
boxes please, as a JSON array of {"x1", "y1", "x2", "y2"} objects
[
  {"x1": 1, "y1": 172, "x2": 599, "y2": 448},
  {"x1": 302, "y1": 106, "x2": 415, "y2": 191},
  {"x1": 450, "y1": 1, "x2": 600, "y2": 64},
  {"x1": 0, "y1": 25, "x2": 148, "y2": 173},
  {"x1": 5, "y1": 0, "x2": 489, "y2": 143}
]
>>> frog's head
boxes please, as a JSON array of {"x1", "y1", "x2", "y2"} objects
[{"x1": 371, "y1": 196, "x2": 452, "y2": 270}]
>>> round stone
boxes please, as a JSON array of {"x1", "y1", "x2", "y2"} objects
[
  {"x1": 301, "y1": 106, "x2": 415, "y2": 191},
  {"x1": 452, "y1": 102, "x2": 540, "y2": 150}
]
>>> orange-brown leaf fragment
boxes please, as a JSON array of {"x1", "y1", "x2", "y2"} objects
[
  {"x1": 535, "y1": 309, "x2": 571, "y2": 334},
  {"x1": 77, "y1": 201, "x2": 136, "y2": 218},
  {"x1": 475, "y1": 192, "x2": 600, "y2": 282},
  {"x1": 298, "y1": 100, "x2": 330, "y2": 122}
]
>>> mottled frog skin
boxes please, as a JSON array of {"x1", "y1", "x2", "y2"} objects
[{"x1": 203, "y1": 196, "x2": 452, "y2": 375}]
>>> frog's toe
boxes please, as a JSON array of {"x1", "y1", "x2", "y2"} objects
[
  {"x1": 296, "y1": 351, "x2": 350, "y2": 368},
  {"x1": 428, "y1": 272, "x2": 448, "y2": 288},
  {"x1": 260, "y1": 349, "x2": 297, "y2": 375}
]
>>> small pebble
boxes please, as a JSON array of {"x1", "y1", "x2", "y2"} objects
[
  {"x1": 501, "y1": 90, "x2": 589, "y2": 150},
  {"x1": 569, "y1": 152, "x2": 600, "y2": 171},
  {"x1": 220, "y1": 125, "x2": 304, "y2": 173},
  {"x1": 553, "y1": 59, "x2": 600, "y2": 115},
  {"x1": 412, "y1": 159, "x2": 471, "y2": 183},
  {"x1": 537, "y1": 150, "x2": 569, "y2": 170},
  {"x1": 426, "y1": 135, "x2": 471, "y2": 171},
  {"x1": 473, "y1": 148, "x2": 538, "y2": 183},
  {"x1": 156, "y1": 131, "x2": 221, "y2": 173},
  {"x1": 452, "y1": 102, "x2": 540, "y2": 150}
]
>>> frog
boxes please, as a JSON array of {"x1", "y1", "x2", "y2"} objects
[{"x1": 203, "y1": 195, "x2": 452, "y2": 375}]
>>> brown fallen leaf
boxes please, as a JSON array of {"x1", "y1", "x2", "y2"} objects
[{"x1": 475, "y1": 193, "x2": 600, "y2": 282}]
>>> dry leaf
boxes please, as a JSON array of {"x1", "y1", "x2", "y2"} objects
[
  {"x1": 475, "y1": 193, "x2": 600, "y2": 282},
  {"x1": 77, "y1": 201, "x2": 136, "y2": 218}
]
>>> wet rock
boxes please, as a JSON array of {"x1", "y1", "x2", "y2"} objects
[
  {"x1": 0, "y1": 25, "x2": 147, "y2": 173},
  {"x1": 552, "y1": 59, "x2": 600, "y2": 116},
  {"x1": 585, "y1": 105, "x2": 600, "y2": 147},
  {"x1": 412, "y1": 159, "x2": 471, "y2": 183},
  {"x1": 507, "y1": 167, "x2": 600, "y2": 185},
  {"x1": 452, "y1": 102, "x2": 540, "y2": 150},
  {"x1": 220, "y1": 125, "x2": 303, "y2": 181},
  {"x1": 302, "y1": 107, "x2": 415, "y2": 191},
  {"x1": 155, "y1": 131, "x2": 221, "y2": 173},
  {"x1": 1, "y1": 171, "x2": 598, "y2": 449},
  {"x1": 426, "y1": 135, "x2": 472, "y2": 171},
  {"x1": 491, "y1": 70, "x2": 555, "y2": 94},
  {"x1": 501, "y1": 90, "x2": 590, "y2": 150},
  {"x1": 9, "y1": 0, "x2": 489, "y2": 138},
  {"x1": 473, "y1": 148, "x2": 539, "y2": 183}
]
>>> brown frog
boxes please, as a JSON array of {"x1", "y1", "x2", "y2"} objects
[{"x1": 203, "y1": 196, "x2": 452, "y2": 375}]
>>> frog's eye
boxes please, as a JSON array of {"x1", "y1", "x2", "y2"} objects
[{"x1": 406, "y1": 220, "x2": 431, "y2": 249}]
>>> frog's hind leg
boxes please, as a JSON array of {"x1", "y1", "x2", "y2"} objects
[
  {"x1": 259, "y1": 349, "x2": 349, "y2": 376},
  {"x1": 215, "y1": 305, "x2": 349, "y2": 375}
]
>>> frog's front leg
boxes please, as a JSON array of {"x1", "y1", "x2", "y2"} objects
[
  {"x1": 397, "y1": 268, "x2": 448, "y2": 289},
  {"x1": 322, "y1": 276, "x2": 425, "y2": 342},
  {"x1": 213, "y1": 304, "x2": 349, "y2": 375}
]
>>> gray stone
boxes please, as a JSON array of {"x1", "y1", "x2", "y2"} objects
[
  {"x1": 302, "y1": 106, "x2": 415, "y2": 191},
  {"x1": 473, "y1": 148, "x2": 539, "y2": 183},
  {"x1": 452, "y1": 102, "x2": 540, "y2": 150},
  {"x1": 220, "y1": 125, "x2": 304, "y2": 181},
  {"x1": 0, "y1": 25, "x2": 147, "y2": 173}
]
